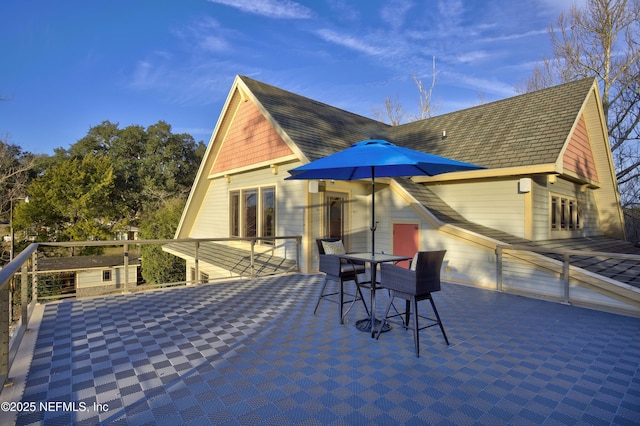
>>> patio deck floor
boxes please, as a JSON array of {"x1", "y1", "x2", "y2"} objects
[{"x1": 4, "y1": 274, "x2": 640, "y2": 425}]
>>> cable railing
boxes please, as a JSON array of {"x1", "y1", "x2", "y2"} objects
[
  {"x1": 495, "y1": 244, "x2": 640, "y2": 315},
  {"x1": 0, "y1": 236, "x2": 301, "y2": 390}
]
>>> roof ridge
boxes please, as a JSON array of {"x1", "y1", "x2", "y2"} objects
[
  {"x1": 238, "y1": 75, "x2": 596, "y2": 168},
  {"x1": 404, "y1": 77, "x2": 594, "y2": 126},
  {"x1": 238, "y1": 75, "x2": 386, "y2": 127}
]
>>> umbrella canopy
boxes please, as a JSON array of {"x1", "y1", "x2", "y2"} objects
[
  {"x1": 287, "y1": 139, "x2": 482, "y2": 180},
  {"x1": 286, "y1": 139, "x2": 484, "y2": 254}
]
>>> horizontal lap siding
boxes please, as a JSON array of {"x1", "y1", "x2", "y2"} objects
[
  {"x1": 582, "y1": 94, "x2": 625, "y2": 238},
  {"x1": 189, "y1": 163, "x2": 308, "y2": 269},
  {"x1": 546, "y1": 178, "x2": 600, "y2": 237},
  {"x1": 381, "y1": 188, "x2": 498, "y2": 287},
  {"x1": 429, "y1": 180, "x2": 526, "y2": 238},
  {"x1": 532, "y1": 176, "x2": 550, "y2": 240}
]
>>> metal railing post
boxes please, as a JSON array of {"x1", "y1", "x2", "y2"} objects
[
  {"x1": 0, "y1": 280, "x2": 8, "y2": 386},
  {"x1": 496, "y1": 246, "x2": 503, "y2": 291},
  {"x1": 32, "y1": 251, "x2": 38, "y2": 303},
  {"x1": 123, "y1": 243, "x2": 129, "y2": 293},
  {"x1": 8, "y1": 278, "x2": 13, "y2": 324},
  {"x1": 193, "y1": 241, "x2": 200, "y2": 285},
  {"x1": 21, "y1": 263, "x2": 28, "y2": 328},
  {"x1": 296, "y1": 236, "x2": 301, "y2": 272},
  {"x1": 250, "y1": 239, "x2": 256, "y2": 277},
  {"x1": 562, "y1": 253, "x2": 570, "y2": 304}
]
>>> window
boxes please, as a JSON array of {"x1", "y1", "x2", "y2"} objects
[
  {"x1": 102, "y1": 270, "x2": 112, "y2": 282},
  {"x1": 325, "y1": 193, "x2": 346, "y2": 240},
  {"x1": 200, "y1": 272, "x2": 209, "y2": 284},
  {"x1": 551, "y1": 195, "x2": 581, "y2": 231},
  {"x1": 230, "y1": 191, "x2": 240, "y2": 237},
  {"x1": 244, "y1": 189, "x2": 258, "y2": 238},
  {"x1": 262, "y1": 187, "x2": 275, "y2": 244},
  {"x1": 230, "y1": 186, "x2": 276, "y2": 242}
]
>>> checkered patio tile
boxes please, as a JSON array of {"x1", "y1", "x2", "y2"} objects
[{"x1": 9, "y1": 274, "x2": 640, "y2": 425}]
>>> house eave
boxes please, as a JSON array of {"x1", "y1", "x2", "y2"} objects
[
  {"x1": 208, "y1": 154, "x2": 299, "y2": 180},
  {"x1": 411, "y1": 164, "x2": 559, "y2": 183}
]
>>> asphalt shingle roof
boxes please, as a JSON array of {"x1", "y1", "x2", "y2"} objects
[
  {"x1": 241, "y1": 75, "x2": 595, "y2": 169},
  {"x1": 37, "y1": 254, "x2": 141, "y2": 272},
  {"x1": 241, "y1": 76, "x2": 389, "y2": 162},
  {"x1": 239, "y1": 76, "x2": 640, "y2": 290}
]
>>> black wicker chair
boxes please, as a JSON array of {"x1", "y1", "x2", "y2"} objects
[
  {"x1": 377, "y1": 250, "x2": 449, "y2": 356},
  {"x1": 314, "y1": 238, "x2": 369, "y2": 323}
]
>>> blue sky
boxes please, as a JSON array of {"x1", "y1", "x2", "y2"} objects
[{"x1": 1, "y1": 0, "x2": 584, "y2": 155}]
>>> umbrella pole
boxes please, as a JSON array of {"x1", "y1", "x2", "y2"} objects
[{"x1": 370, "y1": 166, "x2": 376, "y2": 256}]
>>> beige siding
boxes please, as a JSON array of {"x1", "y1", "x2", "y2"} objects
[
  {"x1": 380, "y1": 188, "x2": 499, "y2": 287},
  {"x1": 429, "y1": 179, "x2": 526, "y2": 238},
  {"x1": 76, "y1": 266, "x2": 137, "y2": 289},
  {"x1": 531, "y1": 176, "x2": 549, "y2": 240},
  {"x1": 544, "y1": 177, "x2": 600, "y2": 239},
  {"x1": 581, "y1": 93, "x2": 625, "y2": 238},
  {"x1": 188, "y1": 162, "x2": 308, "y2": 270}
]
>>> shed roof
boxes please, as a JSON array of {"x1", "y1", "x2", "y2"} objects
[{"x1": 38, "y1": 254, "x2": 141, "y2": 272}]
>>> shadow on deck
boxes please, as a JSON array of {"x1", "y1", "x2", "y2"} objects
[{"x1": 4, "y1": 274, "x2": 640, "y2": 425}]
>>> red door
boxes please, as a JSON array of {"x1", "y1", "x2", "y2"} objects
[{"x1": 393, "y1": 223, "x2": 419, "y2": 268}]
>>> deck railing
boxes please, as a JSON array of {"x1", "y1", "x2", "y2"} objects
[
  {"x1": 0, "y1": 236, "x2": 301, "y2": 390},
  {"x1": 495, "y1": 244, "x2": 640, "y2": 315}
]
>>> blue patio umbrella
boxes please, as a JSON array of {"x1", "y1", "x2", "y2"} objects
[{"x1": 286, "y1": 139, "x2": 484, "y2": 255}]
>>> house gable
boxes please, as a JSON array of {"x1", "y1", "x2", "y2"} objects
[
  {"x1": 562, "y1": 114, "x2": 599, "y2": 184},
  {"x1": 210, "y1": 99, "x2": 295, "y2": 177}
]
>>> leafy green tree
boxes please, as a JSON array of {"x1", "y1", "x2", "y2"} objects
[
  {"x1": 13, "y1": 154, "x2": 118, "y2": 254},
  {"x1": 139, "y1": 197, "x2": 186, "y2": 285},
  {"x1": 1, "y1": 140, "x2": 37, "y2": 264},
  {"x1": 64, "y1": 120, "x2": 205, "y2": 230}
]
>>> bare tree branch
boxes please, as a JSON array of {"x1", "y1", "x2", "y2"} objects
[{"x1": 519, "y1": 0, "x2": 640, "y2": 211}]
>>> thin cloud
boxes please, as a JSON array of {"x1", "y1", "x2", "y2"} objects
[
  {"x1": 481, "y1": 28, "x2": 549, "y2": 43},
  {"x1": 174, "y1": 127, "x2": 214, "y2": 137},
  {"x1": 128, "y1": 56, "x2": 241, "y2": 106},
  {"x1": 208, "y1": 0, "x2": 313, "y2": 19},
  {"x1": 326, "y1": 0, "x2": 360, "y2": 22},
  {"x1": 172, "y1": 17, "x2": 231, "y2": 52},
  {"x1": 314, "y1": 29, "x2": 388, "y2": 57},
  {"x1": 445, "y1": 71, "x2": 516, "y2": 98},
  {"x1": 454, "y1": 50, "x2": 494, "y2": 64},
  {"x1": 380, "y1": 0, "x2": 414, "y2": 30}
]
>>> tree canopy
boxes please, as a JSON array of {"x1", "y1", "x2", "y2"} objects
[
  {"x1": 7, "y1": 120, "x2": 205, "y2": 260},
  {"x1": 138, "y1": 197, "x2": 187, "y2": 285},
  {"x1": 0, "y1": 140, "x2": 38, "y2": 262},
  {"x1": 13, "y1": 153, "x2": 117, "y2": 244},
  {"x1": 518, "y1": 0, "x2": 640, "y2": 209}
]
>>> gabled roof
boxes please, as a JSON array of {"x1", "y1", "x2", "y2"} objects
[
  {"x1": 240, "y1": 75, "x2": 596, "y2": 169},
  {"x1": 391, "y1": 78, "x2": 595, "y2": 168},
  {"x1": 240, "y1": 76, "x2": 389, "y2": 162},
  {"x1": 176, "y1": 75, "x2": 616, "y2": 239}
]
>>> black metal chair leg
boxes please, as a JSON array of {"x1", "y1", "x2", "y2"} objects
[
  {"x1": 405, "y1": 300, "x2": 411, "y2": 327},
  {"x1": 313, "y1": 277, "x2": 329, "y2": 315},
  {"x1": 376, "y1": 295, "x2": 395, "y2": 340},
  {"x1": 429, "y1": 297, "x2": 449, "y2": 345},
  {"x1": 412, "y1": 297, "x2": 420, "y2": 357},
  {"x1": 356, "y1": 284, "x2": 370, "y2": 316},
  {"x1": 341, "y1": 275, "x2": 370, "y2": 322}
]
